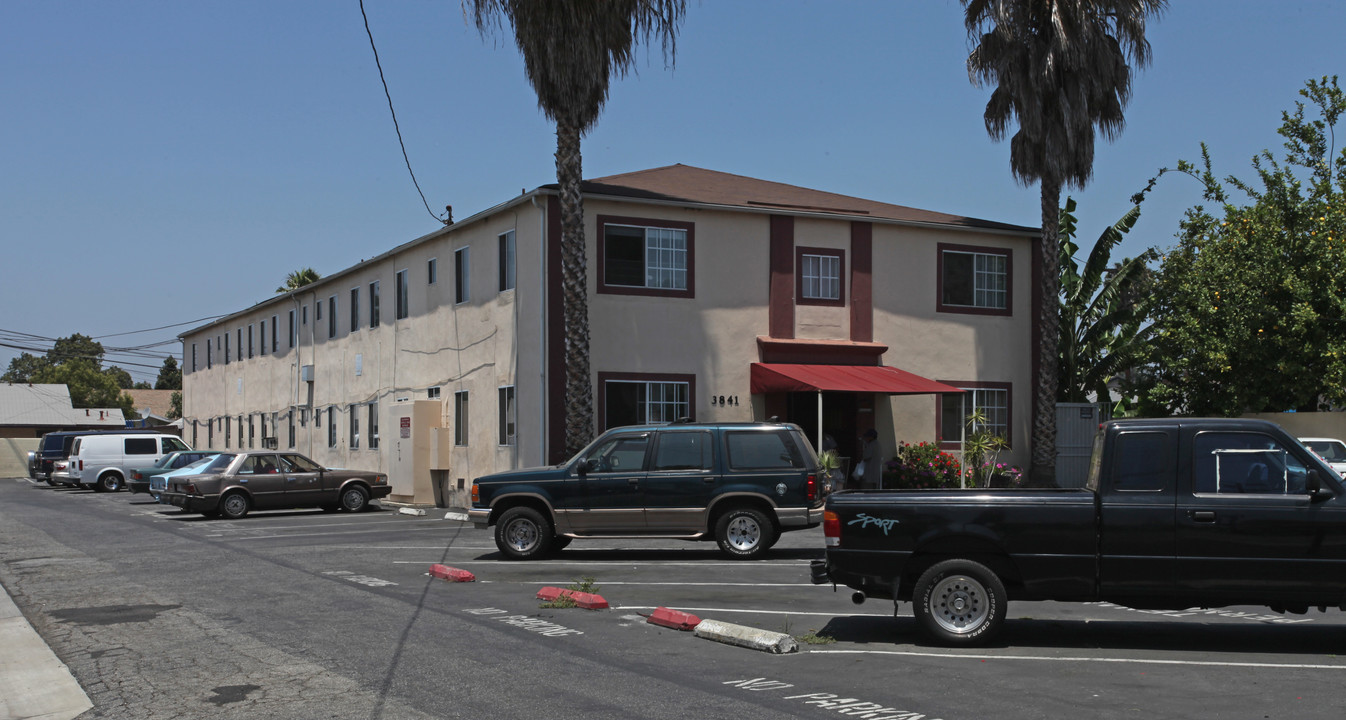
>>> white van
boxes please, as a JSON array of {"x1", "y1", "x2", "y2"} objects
[{"x1": 68, "y1": 433, "x2": 192, "y2": 492}]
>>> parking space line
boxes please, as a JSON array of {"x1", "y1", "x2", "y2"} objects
[
  {"x1": 807, "y1": 649, "x2": 1346, "y2": 670},
  {"x1": 617, "y1": 605, "x2": 890, "y2": 618},
  {"x1": 388, "y1": 559, "x2": 814, "y2": 567},
  {"x1": 220, "y1": 525, "x2": 450, "y2": 541}
]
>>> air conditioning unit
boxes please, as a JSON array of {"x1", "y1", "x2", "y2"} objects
[{"x1": 262, "y1": 437, "x2": 278, "y2": 450}]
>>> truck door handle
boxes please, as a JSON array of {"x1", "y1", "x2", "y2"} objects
[
  {"x1": 1190, "y1": 510, "x2": 1216, "y2": 522},
  {"x1": 703, "y1": 477, "x2": 716, "y2": 483},
  {"x1": 628, "y1": 478, "x2": 639, "y2": 486}
]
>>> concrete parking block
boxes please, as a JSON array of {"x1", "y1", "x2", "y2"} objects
[{"x1": 693, "y1": 618, "x2": 798, "y2": 654}]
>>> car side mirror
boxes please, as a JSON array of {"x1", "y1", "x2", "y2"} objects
[
  {"x1": 1308, "y1": 469, "x2": 1330, "y2": 501},
  {"x1": 577, "y1": 458, "x2": 598, "y2": 476}
]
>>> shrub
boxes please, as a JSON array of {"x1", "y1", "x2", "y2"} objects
[{"x1": 883, "y1": 441, "x2": 963, "y2": 489}]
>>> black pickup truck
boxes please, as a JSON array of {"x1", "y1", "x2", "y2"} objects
[{"x1": 812, "y1": 417, "x2": 1346, "y2": 645}]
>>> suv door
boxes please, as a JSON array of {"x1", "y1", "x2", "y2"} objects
[
  {"x1": 563, "y1": 432, "x2": 650, "y2": 533},
  {"x1": 644, "y1": 430, "x2": 718, "y2": 533}
]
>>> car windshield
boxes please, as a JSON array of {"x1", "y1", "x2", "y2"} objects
[
  {"x1": 1305, "y1": 440, "x2": 1346, "y2": 463},
  {"x1": 153, "y1": 454, "x2": 177, "y2": 469},
  {"x1": 181, "y1": 455, "x2": 216, "y2": 470}
]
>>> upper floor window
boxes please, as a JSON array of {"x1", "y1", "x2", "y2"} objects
[
  {"x1": 395, "y1": 270, "x2": 409, "y2": 320},
  {"x1": 224, "y1": 334, "x2": 230, "y2": 365},
  {"x1": 258, "y1": 321, "x2": 265, "y2": 356},
  {"x1": 350, "y1": 287, "x2": 360, "y2": 332},
  {"x1": 237, "y1": 329, "x2": 243, "y2": 361},
  {"x1": 499, "y1": 230, "x2": 516, "y2": 292},
  {"x1": 271, "y1": 314, "x2": 278, "y2": 352},
  {"x1": 938, "y1": 243, "x2": 1010, "y2": 315},
  {"x1": 938, "y1": 383, "x2": 1011, "y2": 450},
  {"x1": 796, "y1": 247, "x2": 844, "y2": 306},
  {"x1": 428, "y1": 257, "x2": 438, "y2": 285},
  {"x1": 191, "y1": 343, "x2": 197, "y2": 372},
  {"x1": 248, "y1": 325, "x2": 254, "y2": 359},
  {"x1": 328, "y1": 296, "x2": 337, "y2": 338},
  {"x1": 288, "y1": 310, "x2": 296, "y2": 348},
  {"x1": 597, "y1": 216, "x2": 694, "y2": 298},
  {"x1": 455, "y1": 247, "x2": 470, "y2": 304},
  {"x1": 369, "y1": 281, "x2": 381, "y2": 328}
]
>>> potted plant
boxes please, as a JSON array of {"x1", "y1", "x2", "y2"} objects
[{"x1": 818, "y1": 449, "x2": 843, "y2": 494}]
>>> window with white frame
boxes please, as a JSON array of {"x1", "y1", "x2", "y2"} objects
[
  {"x1": 368, "y1": 401, "x2": 379, "y2": 449},
  {"x1": 498, "y1": 386, "x2": 515, "y2": 446},
  {"x1": 454, "y1": 391, "x2": 469, "y2": 446},
  {"x1": 427, "y1": 386, "x2": 441, "y2": 399},
  {"x1": 350, "y1": 407, "x2": 359, "y2": 450},
  {"x1": 598, "y1": 216, "x2": 694, "y2": 297},
  {"x1": 796, "y1": 247, "x2": 844, "y2": 305},
  {"x1": 939, "y1": 384, "x2": 1011, "y2": 449},
  {"x1": 939, "y1": 244, "x2": 1010, "y2": 314},
  {"x1": 454, "y1": 247, "x2": 470, "y2": 304},
  {"x1": 602, "y1": 377, "x2": 691, "y2": 429},
  {"x1": 498, "y1": 230, "x2": 516, "y2": 292},
  {"x1": 395, "y1": 270, "x2": 409, "y2": 319}
]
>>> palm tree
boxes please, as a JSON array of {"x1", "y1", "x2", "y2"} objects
[
  {"x1": 276, "y1": 267, "x2": 321, "y2": 294},
  {"x1": 963, "y1": 0, "x2": 1165, "y2": 484},
  {"x1": 1057, "y1": 197, "x2": 1156, "y2": 406},
  {"x1": 468, "y1": 0, "x2": 686, "y2": 456}
]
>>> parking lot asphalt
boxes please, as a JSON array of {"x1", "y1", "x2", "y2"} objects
[{"x1": 7, "y1": 476, "x2": 1346, "y2": 719}]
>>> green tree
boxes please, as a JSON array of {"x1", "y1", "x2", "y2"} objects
[
  {"x1": 468, "y1": 0, "x2": 686, "y2": 456},
  {"x1": 276, "y1": 267, "x2": 321, "y2": 294},
  {"x1": 33, "y1": 362, "x2": 136, "y2": 417},
  {"x1": 963, "y1": 0, "x2": 1165, "y2": 483},
  {"x1": 1057, "y1": 197, "x2": 1157, "y2": 406},
  {"x1": 155, "y1": 356, "x2": 182, "y2": 390},
  {"x1": 49, "y1": 333, "x2": 105, "y2": 367},
  {"x1": 1, "y1": 352, "x2": 51, "y2": 383},
  {"x1": 1137, "y1": 77, "x2": 1346, "y2": 415},
  {"x1": 169, "y1": 390, "x2": 182, "y2": 420},
  {"x1": 105, "y1": 365, "x2": 134, "y2": 389}
]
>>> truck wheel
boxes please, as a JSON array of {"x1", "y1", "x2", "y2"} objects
[
  {"x1": 495, "y1": 507, "x2": 553, "y2": 560},
  {"x1": 912, "y1": 559, "x2": 1007, "y2": 646},
  {"x1": 220, "y1": 492, "x2": 250, "y2": 520},
  {"x1": 715, "y1": 507, "x2": 775, "y2": 560},
  {"x1": 96, "y1": 472, "x2": 123, "y2": 493}
]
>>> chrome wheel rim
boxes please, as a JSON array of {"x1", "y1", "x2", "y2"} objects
[
  {"x1": 726, "y1": 515, "x2": 761, "y2": 552},
  {"x1": 929, "y1": 574, "x2": 989, "y2": 635},
  {"x1": 504, "y1": 519, "x2": 539, "y2": 553},
  {"x1": 223, "y1": 495, "x2": 247, "y2": 517}
]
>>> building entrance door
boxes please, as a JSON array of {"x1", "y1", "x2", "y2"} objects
[{"x1": 786, "y1": 391, "x2": 860, "y2": 469}]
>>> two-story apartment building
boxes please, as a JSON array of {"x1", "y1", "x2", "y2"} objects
[{"x1": 179, "y1": 164, "x2": 1039, "y2": 507}]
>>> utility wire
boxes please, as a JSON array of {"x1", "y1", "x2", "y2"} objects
[{"x1": 360, "y1": 0, "x2": 449, "y2": 226}]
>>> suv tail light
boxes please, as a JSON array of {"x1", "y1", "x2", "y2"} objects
[
  {"x1": 823, "y1": 510, "x2": 840, "y2": 547},
  {"x1": 805, "y1": 474, "x2": 817, "y2": 502},
  {"x1": 470, "y1": 483, "x2": 480, "y2": 504}
]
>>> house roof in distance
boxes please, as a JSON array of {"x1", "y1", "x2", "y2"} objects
[
  {"x1": 0, "y1": 383, "x2": 125, "y2": 428},
  {"x1": 578, "y1": 164, "x2": 1038, "y2": 235}
]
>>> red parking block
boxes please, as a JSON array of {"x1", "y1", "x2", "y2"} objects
[
  {"x1": 647, "y1": 606, "x2": 701, "y2": 631},
  {"x1": 428, "y1": 564, "x2": 476, "y2": 582},
  {"x1": 536, "y1": 586, "x2": 609, "y2": 610}
]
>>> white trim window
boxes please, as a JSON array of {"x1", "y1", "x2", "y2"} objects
[
  {"x1": 801, "y1": 253, "x2": 841, "y2": 300},
  {"x1": 605, "y1": 225, "x2": 687, "y2": 290},
  {"x1": 941, "y1": 249, "x2": 1008, "y2": 310},
  {"x1": 605, "y1": 380, "x2": 689, "y2": 427}
]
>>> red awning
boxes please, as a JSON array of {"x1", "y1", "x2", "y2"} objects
[{"x1": 750, "y1": 363, "x2": 965, "y2": 395}]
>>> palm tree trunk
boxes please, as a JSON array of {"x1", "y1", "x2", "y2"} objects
[
  {"x1": 1030, "y1": 178, "x2": 1062, "y2": 486},
  {"x1": 556, "y1": 115, "x2": 595, "y2": 456}
]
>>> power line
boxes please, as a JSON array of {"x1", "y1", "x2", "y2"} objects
[{"x1": 359, "y1": 0, "x2": 449, "y2": 226}]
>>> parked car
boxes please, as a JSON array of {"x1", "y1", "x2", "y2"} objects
[
  {"x1": 33, "y1": 429, "x2": 171, "y2": 485},
  {"x1": 127, "y1": 451, "x2": 220, "y2": 496},
  {"x1": 159, "y1": 451, "x2": 391, "y2": 520},
  {"x1": 50, "y1": 460, "x2": 77, "y2": 487},
  {"x1": 68, "y1": 433, "x2": 191, "y2": 492},
  {"x1": 469, "y1": 420, "x2": 825, "y2": 560},
  {"x1": 1300, "y1": 437, "x2": 1346, "y2": 477}
]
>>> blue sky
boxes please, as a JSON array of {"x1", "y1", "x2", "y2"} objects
[{"x1": 2, "y1": 1, "x2": 1341, "y2": 384}]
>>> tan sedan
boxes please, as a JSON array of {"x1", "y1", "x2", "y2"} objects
[{"x1": 160, "y1": 451, "x2": 391, "y2": 520}]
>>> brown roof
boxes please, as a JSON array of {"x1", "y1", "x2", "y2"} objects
[
  {"x1": 577, "y1": 164, "x2": 1037, "y2": 234},
  {"x1": 127, "y1": 389, "x2": 175, "y2": 419}
]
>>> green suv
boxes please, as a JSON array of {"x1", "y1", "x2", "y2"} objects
[{"x1": 469, "y1": 421, "x2": 825, "y2": 560}]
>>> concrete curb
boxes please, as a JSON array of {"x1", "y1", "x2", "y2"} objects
[
  {"x1": 0, "y1": 585, "x2": 92, "y2": 720},
  {"x1": 693, "y1": 618, "x2": 799, "y2": 654}
]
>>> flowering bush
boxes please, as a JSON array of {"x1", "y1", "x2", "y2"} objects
[
  {"x1": 882, "y1": 441, "x2": 963, "y2": 489},
  {"x1": 980, "y1": 461, "x2": 1026, "y2": 487}
]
